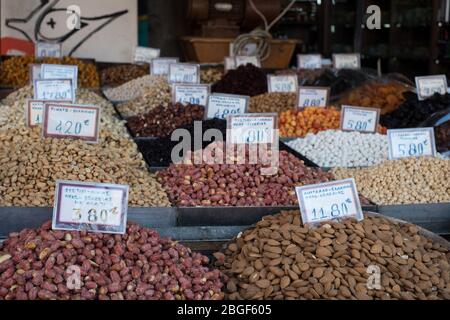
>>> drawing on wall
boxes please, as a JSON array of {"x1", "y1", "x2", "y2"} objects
[{"x1": 1, "y1": 0, "x2": 136, "y2": 62}]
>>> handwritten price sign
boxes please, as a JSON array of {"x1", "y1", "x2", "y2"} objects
[
  {"x1": 415, "y1": 75, "x2": 448, "y2": 101},
  {"x1": 169, "y1": 63, "x2": 200, "y2": 84},
  {"x1": 172, "y1": 84, "x2": 209, "y2": 106},
  {"x1": 52, "y1": 180, "x2": 129, "y2": 234},
  {"x1": 333, "y1": 54, "x2": 361, "y2": 69},
  {"x1": 227, "y1": 113, "x2": 278, "y2": 144},
  {"x1": 134, "y1": 46, "x2": 160, "y2": 64},
  {"x1": 297, "y1": 87, "x2": 329, "y2": 108},
  {"x1": 340, "y1": 106, "x2": 380, "y2": 133},
  {"x1": 267, "y1": 75, "x2": 298, "y2": 93},
  {"x1": 41, "y1": 64, "x2": 78, "y2": 91},
  {"x1": 297, "y1": 54, "x2": 322, "y2": 69},
  {"x1": 34, "y1": 79, "x2": 75, "y2": 102},
  {"x1": 151, "y1": 57, "x2": 179, "y2": 75},
  {"x1": 25, "y1": 100, "x2": 59, "y2": 127},
  {"x1": 206, "y1": 93, "x2": 249, "y2": 119},
  {"x1": 36, "y1": 42, "x2": 61, "y2": 58},
  {"x1": 387, "y1": 128, "x2": 437, "y2": 160}
]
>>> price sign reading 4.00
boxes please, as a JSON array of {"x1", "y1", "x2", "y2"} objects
[
  {"x1": 206, "y1": 93, "x2": 249, "y2": 119},
  {"x1": 168, "y1": 63, "x2": 200, "y2": 84},
  {"x1": 52, "y1": 181, "x2": 129, "y2": 234},
  {"x1": 415, "y1": 75, "x2": 448, "y2": 101},
  {"x1": 340, "y1": 105, "x2": 380, "y2": 133},
  {"x1": 43, "y1": 103, "x2": 101, "y2": 143},
  {"x1": 227, "y1": 113, "x2": 278, "y2": 144},
  {"x1": 297, "y1": 87, "x2": 329, "y2": 108},
  {"x1": 387, "y1": 128, "x2": 437, "y2": 160},
  {"x1": 295, "y1": 178, "x2": 364, "y2": 225},
  {"x1": 267, "y1": 75, "x2": 298, "y2": 93}
]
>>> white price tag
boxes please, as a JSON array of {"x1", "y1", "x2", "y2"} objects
[
  {"x1": 295, "y1": 178, "x2": 364, "y2": 225},
  {"x1": 34, "y1": 79, "x2": 75, "y2": 102},
  {"x1": 172, "y1": 84, "x2": 210, "y2": 106},
  {"x1": 41, "y1": 64, "x2": 78, "y2": 91},
  {"x1": 415, "y1": 75, "x2": 448, "y2": 101},
  {"x1": 297, "y1": 54, "x2": 322, "y2": 69},
  {"x1": 25, "y1": 99, "x2": 59, "y2": 127},
  {"x1": 333, "y1": 54, "x2": 361, "y2": 69},
  {"x1": 52, "y1": 180, "x2": 129, "y2": 234},
  {"x1": 151, "y1": 57, "x2": 179, "y2": 75},
  {"x1": 206, "y1": 93, "x2": 249, "y2": 119},
  {"x1": 29, "y1": 64, "x2": 42, "y2": 85},
  {"x1": 134, "y1": 46, "x2": 160, "y2": 64},
  {"x1": 297, "y1": 86, "x2": 329, "y2": 108},
  {"x1": 43, "y1": 103, "x2": 101, "y2": 143},
  {"x1": 35, "y1": 42, "x2": 61, "y2": 58},
  {"x1": 235, "y1": 56, "x2": 261, "y2": 67},
  {"x1": 169, "y1": 63, "x2": 200, "y2": 84},
  {"x1": 340, "y1": 105, "x2": 380, "y2": 133},
  {"x1": 267, "y1": 75, "x2": 298, "y2": 93},
  {"x1": 224, "y1": 56, "x2": 236, "y2": 72},
  {"x1": 387, "y1": 128, "x2": 436, "y2": 160},
  {"x1": 227, "y1": 113, "x2": 277, "y2": 144}
]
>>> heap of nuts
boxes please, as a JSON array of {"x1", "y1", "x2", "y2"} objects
[
  {"x1": 103, "y1": 75, "x2": 170, "y2": 103},
  {"x1": 100, "y1": 63, "x2": 149, "y2": 87},
  {"x1": 279, "y1": 107, "x2": 387, "y2": 138},
  {"x1": 212, "y1": 64, "x2": 267, "y2": 97},
  {"x1": 156, "y1": 142, "x2": 333, "y2": 206},
  {"x1": 339, "y1": 80, "x2": 411, "y2": 115},
  {"x1": 331, "y1": 157, "x2": 450, "y2": 205},
  {"x1": 115, "y1": 78, "x2": 172, "y2": 118},
  {"x1": 214, "y1": 210, "x2": 450, "y2": 300},
  {"x1": 0, "y1": 56, "x2": 100, "y2": 88},
  {"x1": 0, "y1": 126, "x2": 170, "y2": 207},
  {"x1": 201, "y1": 67, "x2": 224, "y2": 84},
  {"x1": 126, "y1": 103, "x2": 205, "y2": 138},
  {"x1": 249, "y1": 93, "x2": 297, "y2": 114},
  {"x1": 0, "y1": 221, "x2": 225, "y2": 300}
]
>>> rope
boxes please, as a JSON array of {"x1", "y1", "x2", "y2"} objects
[{"x1": 232, "y1": 0, "x2": 297, "y2": 61}]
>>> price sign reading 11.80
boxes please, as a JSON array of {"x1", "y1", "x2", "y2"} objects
[
  {"x1": 206, "y1": 93, "x2": 249, "y2": 119},
  {"x1": 295, "y1": 178, "x2": 364, "y2": 225},
  {"x1": 52, "y1": 180, "x2": 129, "y2": 234},
  {"x1": 387, "y1": 128, "x2": 437, "y2": 160},
  {"x1": 43, "y1": 103, "x2": 101, "y2": 143},
  {"x1": 340, "y1": 105, "x2": 380, "y2": 133},
  {"x1": 227, "y1": 113, "x2": 277, "y2": 144}
]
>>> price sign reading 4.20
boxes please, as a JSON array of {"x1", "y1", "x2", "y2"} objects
[
  {"x1": 387, "y1": 128, "x2": 437, "y2": 160},
  {"x1": 295, "y1": 178, "x2": 364, "y2": 225},
  {"x1": 297, "y1": 86, "x2": 329, "y2": 108},
  {"x1": 206, "y1": 93, "x2": 249, "y2": 119},
  {"x1": 267, "y1": 75, "x2": 298, "y2": 93},
  {"x1": 52, "y1": 180, "x2": 129, "y2": 234},
  {"x1": 340, "y1": 105, "x2": 380, "y2": 133},
  {"x1": 415, "y1": 75, "x2": 448, "y2": 101},
  {"x1": 43, "y1": 103, "x2": 101, "y2": 143},
  {"x1": 227, "y1": 113, "x2": 278, "y2": 144},
  {"x1": 168, "y1": 63, "x2": 200, "y2": 84}
]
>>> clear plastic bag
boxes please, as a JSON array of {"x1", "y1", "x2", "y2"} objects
[{"x1": 419, "y1": 108, "x2": 450, "y2": 156}]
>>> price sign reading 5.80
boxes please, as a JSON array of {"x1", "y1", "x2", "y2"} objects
[
  {"x1": 340, "y1": 105, "x2": 380, "y2": 133},
  {"x1": 387, "y1": 128, "x2": 436, "y2": 160},
  {"x1": 206, "y1": 93, "x2": 249, "y2": 119},
  {"x1": 227, "y1": 113, "x2": 277, "y2": 144},
  {"x1": 52, "y1": 180, "x2": 129, "y2": 234},
  {"x1": 295, "y1": 178, "x2": 364, "y2": 225}
]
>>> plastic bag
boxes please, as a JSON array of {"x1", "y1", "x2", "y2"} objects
[{"x1": 419, "y1": 107, "x2": 450, "y2": 156}]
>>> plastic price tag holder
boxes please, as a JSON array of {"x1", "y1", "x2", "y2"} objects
[
  {"x1": 205, "y1": 93, "x2": 249, "y2": 120},
  {"x1": 224, "y1": 56, "x2": 236, "y2": 72},
  {"x1": 415, "y1": 75, "x2": 448, "y2": 101},
  {"x1": 33, "y1": 79, "x2": 75, "y2": 103},
  {"x1": 235, "y1": 55, "x2": 261, "y2": 68},
  {"x1": 52, "y1": 180, "x2": 129, "y2": 234},
  {"x1": 168, "y1": 63, "x2": 200, "y2": 84},
  {"x1": 267, "y1": 75, "x2": 298, "y2": 93},
  {"x1": 340, "y1": 105, "x2": 380, "y2": 133},
  {"x1": 297, "y1": 86, "x2": 330, "y2": 108},
  {"x1": 41, "y1": 64, "x2": 78, "y2": 91},
  {"x1": 172, "y1": 83, "x2": 210, "y2": 106},
  {"x1": 387, "y1": 128, "x2": 437, "y2": 160},
  {"x1": 42, "y1": 103, "x2": 101, "y2": 143},
  {"x1": 151, "y1": 57, "x2": 179, "y2": 75},
  {"x1": 25, "y1": 99, "x2": 59, "y2": 127},
  {"x1": 227, "y1": 113, "x2": 278, "y2": 145},
  {"x1": 35, "y1": 42, "x2": 62, "y2": 58},
  {"x1": 134, "y1": 46, "x2": 160, "y2": 64},
  {"x1": 295, "y1": 178, "x2": 364, "y2": 226},
  {"x1": 29, "y1": 64, "x2": 42, "y2": 86},
  {"x1": 332, "y1": 53, "x2": 361, "y2": 69},
  {"x1": 297, "y1": 54, "x2": 322, "y2": 69}
]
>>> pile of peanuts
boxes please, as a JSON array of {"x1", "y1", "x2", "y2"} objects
[
  {"x1": 214, "y1": 210, "x2": 450, "y2": 300},
  {"x1": 100, "y1": 63, "x2": 149, "y2": 87},
  {"x1": 279, "y1": 107, "x2": 387, "y2": 138},
  {"x1": 104, "y1": 75, "x2": 170, "y2": 103},
  {"x1": 0, "y1": 56, "x2": 100, "y2": 88},
  {"x1": 0, "y1": 221, "x2": 225, "y2": 300},
  {"x1": 127, "y1": 103, "x2": 205, "y2": 138},
  {"x1": 331, "y1": 157, "x2": 450, "y2": 205},
  {"x1": 249, "y1": 93, "x2": 297, "y2": 114},
  {"x1": 0, "y1": 126, "x2": 170, "y2": 207},
  {"x1": 200, "y1": 67, "x2": 224, "y2": 84},
  {"x1": 156, "y1": 142, "x2": 333, "y2": 206}
]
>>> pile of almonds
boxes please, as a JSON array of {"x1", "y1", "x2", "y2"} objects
[
  {"x1": 214, "y1": 210, "x2": 450, "y2": 300},
  {"x1": 0, "y1": 221, "x2": 225, "y2": 300}
]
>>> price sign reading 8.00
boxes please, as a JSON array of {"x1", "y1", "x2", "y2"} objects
[
  {"x1": 295, "y1": 178, "x2": 364, "y2": 225},
  {"x1": 206, "y1": 93, "x2": 249, "y2": 119},
  {"x1": 227, "y1": 113, "x2": 277, "y2": 144},
  {"x1": 387, "y1": 128, "x2": 436, "y2": 160},
  {"x1": 169, "y1": 63, "x2": 200, "y2": 84},
  {"x1": 52, "y1": 181, "x2": 129, "y2": 234}
]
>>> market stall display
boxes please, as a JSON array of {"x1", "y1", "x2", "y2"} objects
[
  {"x1": 100, "y1": 63, "x2": 150, "y2": 87},
  {"x1": 0, "y1": 56, "x2": 100, "y2": 88},
  {"x1": 249, "y1": 92, "x2": 297, "y2": 114},
  {"x1": 212, "y1": 64, "x2": 268, "y2": 97},
  {"x1": 0, "y1": 221, "x2": 224, "y2": 300},
  {"x1": 214, "y1": 210, "x2": 450, "y2": 300}
]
